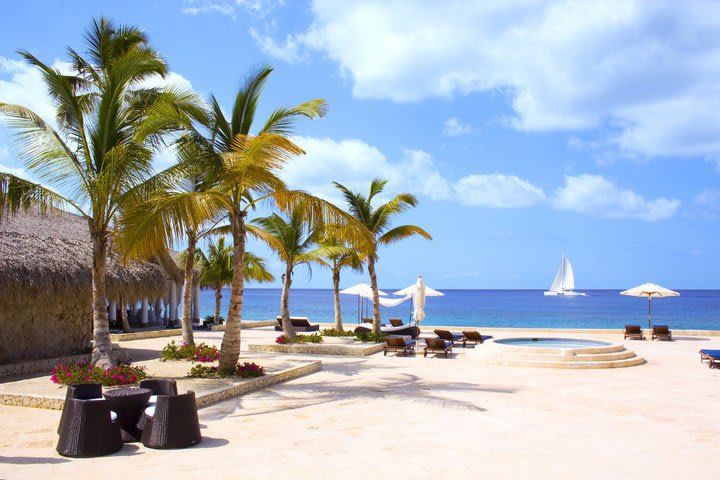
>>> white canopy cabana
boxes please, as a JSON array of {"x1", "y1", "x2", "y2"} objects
[{"x1": 339, "y1": 283, "x2": 389, "y2": 323}]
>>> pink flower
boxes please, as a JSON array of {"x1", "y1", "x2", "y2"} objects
[
  {"x1": 65, "y1": 373, "x2": 71, "y2": 378},
  {"x1": 51, "y1": 375, "x2": 58, "y2": 384}
]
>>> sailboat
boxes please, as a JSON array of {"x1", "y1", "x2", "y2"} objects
[{"x1": 544, "y1": 255, "x2": 586, "y2": 296}]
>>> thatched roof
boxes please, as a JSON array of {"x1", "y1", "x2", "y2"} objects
[{"x1": 0, "y1": 207, "x2": 171, "y2": 305}]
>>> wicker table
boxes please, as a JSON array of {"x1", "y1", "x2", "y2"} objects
[{"x1": 103, "y1": 387, "x2": 152, "y2": 442}]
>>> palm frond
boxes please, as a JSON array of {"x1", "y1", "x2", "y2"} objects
[
  {"x1": 0, "y1": 172, "x2": 75, "y2": 219},
  {"x1": 261, "y1": 99, "x2": 328, "y2": 135},
  {"x1": 231, "y1": 65, "x2": 273, "y2": 136},
  {"x1": 378, "y1": 225, "x2": 432, "y2": 245}
]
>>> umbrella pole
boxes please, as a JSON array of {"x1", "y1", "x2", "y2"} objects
[{"x1": 648, "y1": 296, "x2": 652, "y2": 339}]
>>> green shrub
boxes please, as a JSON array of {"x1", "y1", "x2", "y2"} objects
[
  {"x1": 356, "y1": 332, "x2": 387, "y2": 343},
  {"x1": 297, "y1": 333, "x2": 324, "y2": 343},
  {"x1": 321, "y1": 328, "x2": 356, "y2": 337}
]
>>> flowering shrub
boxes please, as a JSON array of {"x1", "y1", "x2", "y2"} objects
[
  {"x1": 275, "y1": 334, "x2": 323, "y2": 344},
  {"x1": 50, "y1": 360, "x2": 147, "y2": 386},
  {"x1": 160, "y1": 340, "x2": 220, "y2": 363},
  {"x1": 236, "y1": 362, "x2": 264, "y2": 378},
  {"x1": 187, "y1": 362, "x2": 265, "y2": 379}
]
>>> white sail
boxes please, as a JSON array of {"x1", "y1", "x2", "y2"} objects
[
  {"x1": 561, "y1": 256, "x2": 575, "y2": 290},
  {"x1": 544, "y1": 255, "x2": 585, "y2": 296}
]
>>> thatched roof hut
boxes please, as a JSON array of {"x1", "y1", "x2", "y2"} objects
[
  {"x1": 0, "y1": 207, "x2": 169, "y2": 305},
  {"x1": 0, "y1": 207, "x2": 179, "y2": 364}
]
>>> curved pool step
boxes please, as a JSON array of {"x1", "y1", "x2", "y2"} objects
[{"x1": 485, "y1": 345, "x2": 645, "y2": 369}]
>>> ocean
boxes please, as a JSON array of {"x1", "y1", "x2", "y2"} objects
[{"x1": 197, "y1": 288, "x2": 720, "y2": 331}]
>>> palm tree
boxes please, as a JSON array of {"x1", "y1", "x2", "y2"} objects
[
  {"x1": 0, "y1": 18, "x2": 202, "y2": 367},
  {"x1": 185, "y1": 66, "x2": 366, "y2": 372},
  {"x1": 196, "y1": 238, "x2": 273, "y2": 324},
  {"x1": 334, "y1": 179, "x2": 432, "y2": 334},
  {"x1": 248, "y1": 208, "x2": 324, "y2": 341},
  {"x1": 313, "y1": 234, "x2": 363, "y2": 331}
]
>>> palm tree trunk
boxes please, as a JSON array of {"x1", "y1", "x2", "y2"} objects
[
  {"x1": 280, "y1": 264, "x2": 296, "y2": 341},
  {"x1": 119, "y1": 296, "x2": 131, "y2": 333},
  {"x1": 90, "y1": 231, "x2": 114, "y2": 368},
  {"x1": 219, "y1": 209, "x2": 246, "y2": 373},
  {"x1": 214, "y1": 285, "x2": 222, "y2": 323},
  {"x1": 180, "y1": 231, "x2": 196, "y2": 346},
  {"x1": 367, "y1": 255, "x2": 381, "y2": 334},
  {"x1": 332, "y1": 268, "x2": 343, "y2": 331}
]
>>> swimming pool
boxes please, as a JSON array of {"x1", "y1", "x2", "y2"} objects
[{"x1": 493, "y1": 338, "x2": 612, "y2": 349}]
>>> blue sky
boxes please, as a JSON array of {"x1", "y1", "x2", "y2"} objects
[{"x1": 1, "y1": 1, "x2": 718, "y2": 289}]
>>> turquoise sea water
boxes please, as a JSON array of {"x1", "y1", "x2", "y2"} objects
[{"x1": 198, "y1": 288, "x2": 720, "y2": 331}]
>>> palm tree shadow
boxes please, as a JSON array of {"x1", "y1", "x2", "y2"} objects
[{"x1": 0, "y1": 455, "x2": 70, "y2": 464}]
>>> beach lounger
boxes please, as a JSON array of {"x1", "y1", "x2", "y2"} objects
[
  {"x1": 434, "y1": 329, "x2": 464, "y2": 345},
  {"x1": 624, "y1": 325, "x2": 645, "y2": 340},
  {"x1": 424, "y1": 338, "x2": 453, "y2": 358},
  {"x1": 699, "y1": 349, "x2": 720, "y2": 368},
  {"x1": 384, "y1": 336, "x2": 416, "y2": 356},
  {"x1": 461, "y1": 330, "x2": 493, "y2": 347},
  {"x1": 274, "y1": 317, "x2": 320, "y2": 332},
  {"x1": 389, "y1": 318, "x2": 404, "y2": 327},
  {"x1": 652, "y1": 325, "x2": 672, "y2": 341}
]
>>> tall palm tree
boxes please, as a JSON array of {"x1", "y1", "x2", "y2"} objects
[
  {"x1": 186, "y1": 66, "x2": 367, "y2": 372},
  {"x1": 0, "y1": 18, "x2": 203, "y2": 367},
  {"x1": 334, "y1": 179, "x2": 432, "y2": 334},
  {"x1": 196, "y1": 238, "x2": 274, "y2": 324},
  {"x1": 248, "y1": 208, "x2": 324, "y2": 341},
  {"x1": 313, "y1": 234, "x2": 363, "y2": 331}
]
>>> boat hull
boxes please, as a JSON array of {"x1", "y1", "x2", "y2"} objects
[{"x1": 544, "y1": 291, "x2": 586, "y2": 296}]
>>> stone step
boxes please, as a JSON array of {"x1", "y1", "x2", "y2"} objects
[
  {"x1": 500, "y1": 349, "x2": 637, "y2": 363},
  {"x1": 488, "y1": 353, "x2": 646, "y2": 369}
]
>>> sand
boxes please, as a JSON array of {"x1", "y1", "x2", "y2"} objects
[{"x1": 0, "y1": 327, "x2": 718, "y2": 480}]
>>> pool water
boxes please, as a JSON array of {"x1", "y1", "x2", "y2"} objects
[{"x1": 494, "y1": 338, "x2": 612, "y2": 348}]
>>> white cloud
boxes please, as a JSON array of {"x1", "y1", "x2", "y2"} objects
[
  {"x1": 552, "y1": 174, "x2": 680, "y2": 221},
  {"x1": 260, "y1": 0, "x2": 720, "y2": 159},
  {"x1": 442, "y1": 117, "x2": 472, "y2": 136},
  {"x1": 181, "y1": 0, "x2": 280, "y2": 18},
  {"x1": 455, "y1": 174, "x2": 546, "y2": 208},
  {"x1": 250, "y1": 28, "x2": 307, "y2": 64},
  {"x1": 693, "y1": 189, "x2": 720, "y2": 217}
]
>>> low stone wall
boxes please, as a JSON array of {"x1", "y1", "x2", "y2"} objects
[
  {"x1": 248, "y1": 342, "x2": 384, "y2": 356},
  {"x1": 0, "y1": 360, "x2": 322, "y2": 410},
  {"x1": 109, "y1": 328, "x2": 182, "y2": 342}
]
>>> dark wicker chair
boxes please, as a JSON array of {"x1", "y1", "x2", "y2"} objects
[
  {"x1": 424, "y1": 338, "x2": 453, "y2": 358},
  {"x1": 624, "y1": 325, "x2": 645, "y2": 340},
  {"x1": 141, "y1": 391, "x2": 202, "y2": 449},
  {"x1": 388, "y1": 318, "x2": 404, "y2": 327},
  {"x1": 652, "y1": 325, "x2": 672, "y2": 341},
  {"x1": 58, "y1": 383, "x2": 103, "y2": 434},
  {"x1": 140, "y1": 378, "x2": 179, "y2": 397},
  {"x1": 384, "y1": 336, "x2": 416, "y2": 356},
  {"x1": 434, "y1": 329, "x2": 464, "y2": 345},
  {"x1": 461, "y1": 331, "x2": 493, "y2": 347},
  {"x1": 56, "y1": 397, "x2": 122, "y2": 457}
]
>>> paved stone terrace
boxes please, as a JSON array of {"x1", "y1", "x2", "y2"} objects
[{"x1": 1, "y1": 326, "x2": 719, "y2": 480}]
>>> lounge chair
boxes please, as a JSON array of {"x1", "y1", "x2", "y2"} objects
[
  {"x1": 461, "y1": 331, "x2": 493, "y2": 347},
  {"x1": 652, "y1": 325, "x2": 672, "y2": 341},
  {"x1": 384, "y1": 336, "x2": 416, "y2": 356},
  {"x1": 388, "y1": 318, "x2": 404, "y2": 327},
  {"x1": 424, "y1": 338, "x2": 453, "y2": 358},
  {"x1": 274, "y1": 317, "x2": 320, "y2": 332},
  {"x1": 434, "y1": 329, "x2": 464, "y2": 345},
  {"x1": 141, "y1": 391, "x2": 202, "y2": 449},
  {"x1": 624, "y1": 325, "x2": 645, "y2": 340},
  {"x1": 699, "y1": 349, "x2": 720, "y2": 368}
]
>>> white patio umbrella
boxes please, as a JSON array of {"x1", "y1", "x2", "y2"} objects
[
  {"x1": 339, "y1": 283, "x2": 388, "y2": 323},
  {"x1": 395, "y1": 276, "x2": 443, "y2": 324},
  {"x1": 620, "y1": 282, "x2": 679, "y2": 334}
]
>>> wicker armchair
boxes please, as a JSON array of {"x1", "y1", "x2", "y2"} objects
[
  {"x1": 140, "y1": 391, "x2": 202, "y2": 449},
  {"x1": 140, "y1": 378, "x2": 179, "y2": 397},
  {"x1": 56, "y1": 397, "x2": 122, "y2": 457},
  {"x1": 58, "y1": 383, "x2": 103, "y2": 434}
]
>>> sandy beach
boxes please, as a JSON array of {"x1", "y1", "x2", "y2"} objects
[{"x1": 1, "y1": 327, "x2": 718, "y2": 480}]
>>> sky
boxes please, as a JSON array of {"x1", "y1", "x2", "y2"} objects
[{"x1": 0, "y1": 0, "x2": 718, "y2": 290}]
